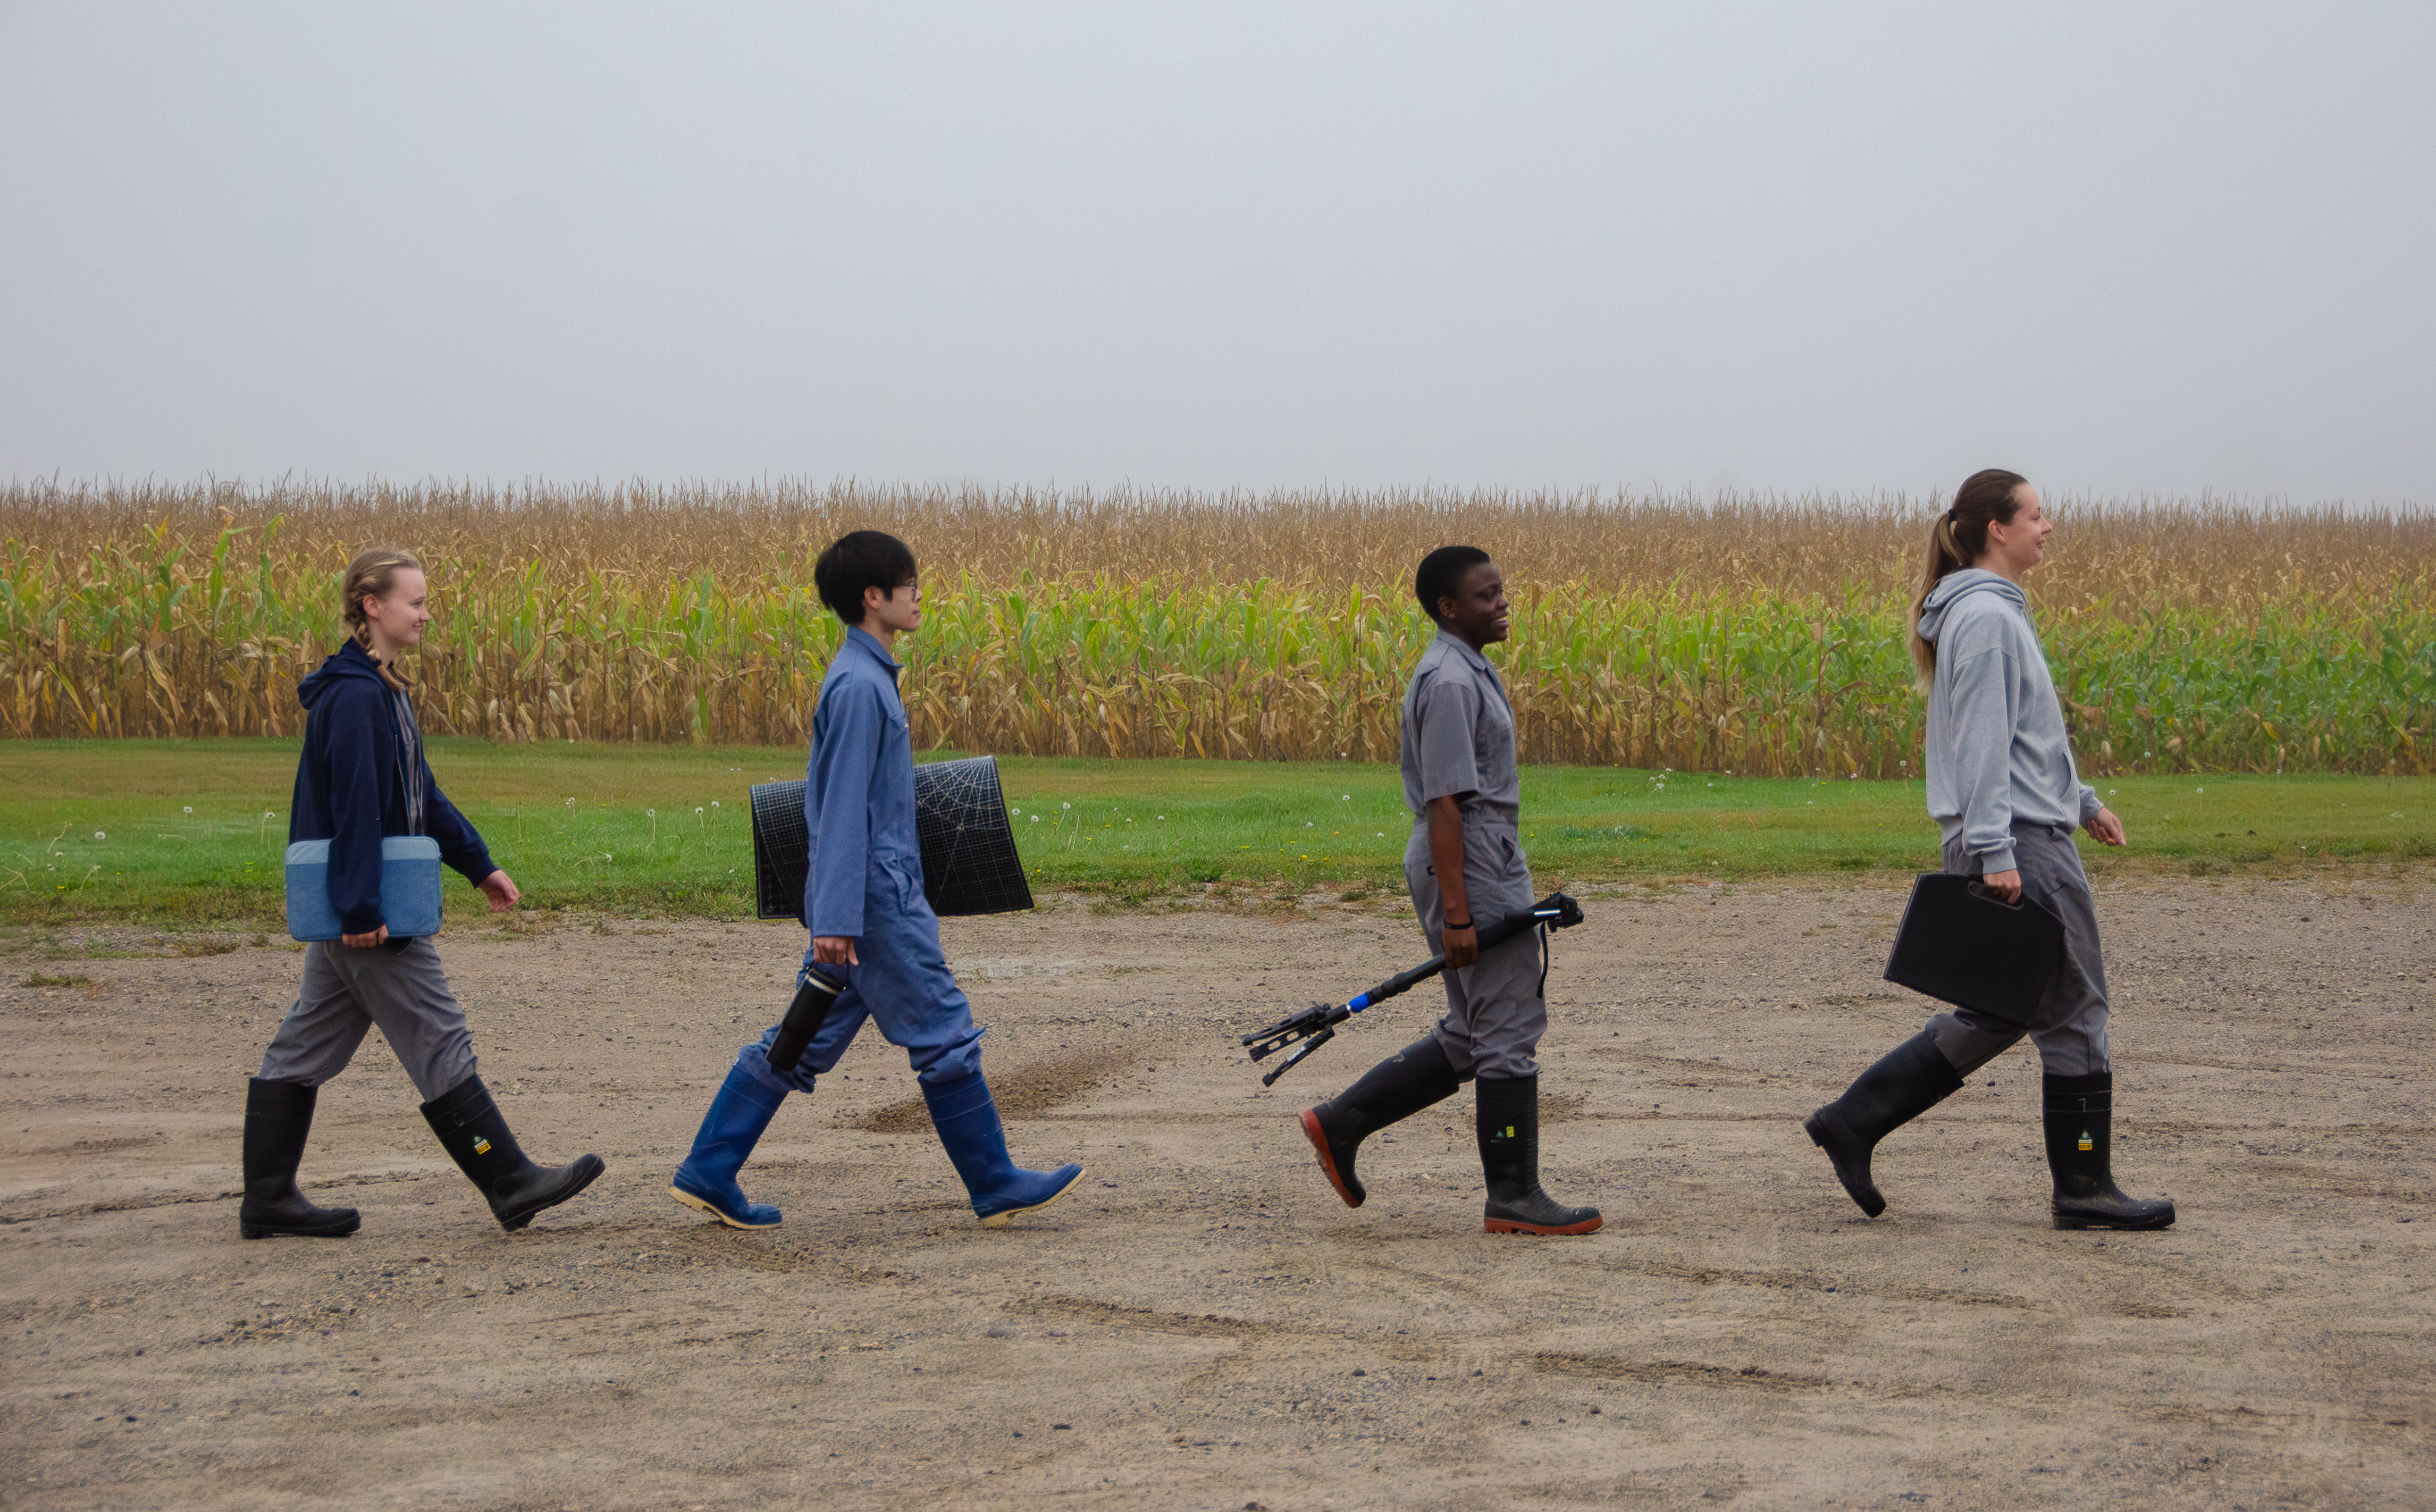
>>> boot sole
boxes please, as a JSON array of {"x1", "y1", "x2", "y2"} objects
[
  {"x1": 1484, "y1": 1214, "x2": 1603, "y2": 1236},
  {"x1": 1298, "y1": 1109, "x2": 1364, "y2": 1209},
  {"x1": 494, "y1": 1155, "x2": 607, "y2": 1231},
  {"x1": 1803, "y1": 1110, "x2": 1888, "y2": 1219},
  {"x1": 2054, "y1": 1209, "x2": 2177, "y2": 1231},
  {"x1": 978, "y1": 1165, "x2": 1087, "y2": 1228},
  {"x1": 240, "y1": 1214, "x2": 361, "y2": 1240},
  {"x1": 667, "y1": 1184, "x2": 782, "y2": 1230}
]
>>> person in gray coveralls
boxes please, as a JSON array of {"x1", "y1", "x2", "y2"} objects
[
  {"x1": 1805, "y1": 470, "x2": 2175, "y2": 1231},
  {"x1": 1298, "y1": 547, "x2": 1600, "y2": 1236}
]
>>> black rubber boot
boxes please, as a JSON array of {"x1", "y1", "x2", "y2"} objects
[
  {"x1": 238, "y1": 1078, "x2": 361, "y2": 1240},
  {"x1": 1299, "y1": 1037, "x2": 1463, "y2": 1207},
  {"x1": 2045, "y1": 1072, "x2": 2176, "y2": 1231},
  {"x1": 1476, "y1": 1075, "x2": 1601, "y2": 1235},
  {"x1": 420, "y1": 1074, "x2": 606, "y2": 1231},
  {"x1": 1803, "y1": 1030, "x2": 1964, "y2": 1217}
]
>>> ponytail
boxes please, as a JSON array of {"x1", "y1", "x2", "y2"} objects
[{"x1": 1908, "y1": 469, "x2": 2028, "y2": 687}]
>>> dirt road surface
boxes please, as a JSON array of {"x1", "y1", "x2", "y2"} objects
[{"x1": 3, "y1": 877, "x2": 2431, "y2": 1510}]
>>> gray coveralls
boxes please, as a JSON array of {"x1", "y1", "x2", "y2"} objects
[
  {"x1": 1934, "y1": 822, "x2": 2111, "y2": 1077},
  {"x1": 1401, "y1": 629, "x2": 1543, "y2": 1081}
]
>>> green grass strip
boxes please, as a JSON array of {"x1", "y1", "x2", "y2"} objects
[{"x1": 2, "y1": 740, "x2": 2430, "y2": 929}]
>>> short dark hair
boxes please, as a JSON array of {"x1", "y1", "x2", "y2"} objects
[
  {"x1": 814, "y1": 531, "x2": 919, "y2": 625},
  {"x1": 1414, "y1": 545, "x2": 1493, "y2": 624}
]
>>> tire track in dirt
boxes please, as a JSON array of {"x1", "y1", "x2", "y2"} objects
[
  {"x1": 1589, "y1": 1256, "x2": 2040, "y2": 1309},
  {"x1": 0, "y1": 1168, "x2": 447, "y2": 1226},
  {"x1": 851, "y1": 1045, "x2": 1149, "y2": 1132},
  {"x1": 1530, "y1": 1351, "x2": 1848, "y2": 1392}
]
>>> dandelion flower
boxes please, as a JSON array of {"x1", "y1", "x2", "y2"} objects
[
  {"x1": 183, "y1": 806, "x2": 193, "y2": 814},
  {"x1": 94, "y1": 831, "x2": 105, "y2": 839},
  {"x1": 711, "y1": 800, "x2": 720, "y2": 809},
  {"x1": 696, "y1": 807, "x2": 705, "y2": 814}
]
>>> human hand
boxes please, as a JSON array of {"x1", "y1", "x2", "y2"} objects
[
  {"x1": 2086, "y1": 808, "x2": 2126, "y2": 847},
  {"x1": 813, "y1": 935, "x2": 860, "y2": 967},
  {"x1": 1441, "y1": 922, "x2": 1479, "y2": 969},
  {"x1": 1979, "y1": 870, "x2": 2023, "y2": 904},
  {"x1": 341, "y1": 923, "x2": 391, "y2": 948},
  {"x1": 479, "y1": 870, "x2": 520, "y2": 912}
]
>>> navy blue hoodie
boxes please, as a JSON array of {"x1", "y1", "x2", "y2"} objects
[{"x1": 290, "y1": 639, "x2": 494, "y2": 935}]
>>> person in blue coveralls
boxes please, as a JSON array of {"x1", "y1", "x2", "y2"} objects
[
  {"x1": 241, "y1": 547, "x2": 604, "y2": 1239},
  {"x1": 669, "y1": 530, "x2": 1086, "y2": 1230}
]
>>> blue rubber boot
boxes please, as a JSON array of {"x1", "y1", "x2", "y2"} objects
[
  {"x1": 668, "y1": 1061, "x2": 787, "y2": 1229},
  {"x1": 921, "y1": 1071, "x2": 1086, "y2": 1227}
]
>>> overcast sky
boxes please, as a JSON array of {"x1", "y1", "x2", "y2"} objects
[{"x1": 3, "y1": 3, "x2": 2429, "y2": 501}]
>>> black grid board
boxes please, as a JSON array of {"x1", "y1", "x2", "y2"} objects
[
  {"x1": 912, "y1": 756, "x2": 1035, "y2": 917},
  {"x1": 749, "y1": 779, "x2": 811, "y2": 921},
  {"x1": 748, "y1": 755, "x2": 1033, "y2": 922}
]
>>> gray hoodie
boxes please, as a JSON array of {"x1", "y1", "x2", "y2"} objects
[{"x1": 1914, "y1": 568, "x2": 2102, "y2": 873}]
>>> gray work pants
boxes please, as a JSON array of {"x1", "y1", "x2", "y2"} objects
[
  {"x1": 1929, "y1": 820, "x2": 2111, "y2": 1077},
  {"x1": 257, "y1": 937, "x2": 478, "y2": 1101},
  {"x1": 1405, "y1": 818, "x2": 1545, "y2": 1080}
]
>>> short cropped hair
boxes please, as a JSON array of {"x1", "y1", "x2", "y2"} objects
[
  {"x1": 814, "y1": 531, "x2": 919, "y2": 625},
  {"x1": 1414, "y1": 545, "x2": 1493, "y2": 624}
]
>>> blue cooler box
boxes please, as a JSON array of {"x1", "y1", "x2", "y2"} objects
[{"x1": 285, "y1": 836, "x2": 444, "y2": 941}]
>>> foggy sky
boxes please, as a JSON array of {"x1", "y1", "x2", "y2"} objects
[{"x1": 2, "y1": 3, "x2": 2429, "y2": 502}]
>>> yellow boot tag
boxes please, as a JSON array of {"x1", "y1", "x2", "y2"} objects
[
  {"x1": 473, "y1": 1136, "x2": 492, "y2": 1155},
  {"x1": 2077, "y1": 1131, "x2": 2093, "y2": 1152}
]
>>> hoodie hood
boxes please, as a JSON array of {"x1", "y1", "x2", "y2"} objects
[
  {"x1": 297, "y1": 637, "x2": 389, "y2": 713},
  {"x1": 1914, "y1": 568, "x2": 2025, "y2": 644}
]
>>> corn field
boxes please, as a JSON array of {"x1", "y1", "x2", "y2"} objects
[{"x1": 3, "y1": 478, "x2": 2432, "y2": 776}]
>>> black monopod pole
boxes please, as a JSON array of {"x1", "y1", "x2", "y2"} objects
[
  {"x1": 1239, "y1": 893, "x2": 1584, "y2": 1086},
  {"x1": 765, "y1": 969, "x2": 845, "y2": 1076}
]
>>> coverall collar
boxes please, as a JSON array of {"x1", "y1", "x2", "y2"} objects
[
  {"x1": 842, "y1": 624, "x2": 903, "y2": 683},
  {"x1": 1432, "y1": 627, "x2": 1496, "y2": 672}
]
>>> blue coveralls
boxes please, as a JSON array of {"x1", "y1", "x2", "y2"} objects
[{"x1": 735, "y1": 626, "x2": 986, "y2": 1096}]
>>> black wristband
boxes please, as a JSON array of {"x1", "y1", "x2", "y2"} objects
[{"x1": 1442, "y1": 917, "x2": 1474, "y2": 930}]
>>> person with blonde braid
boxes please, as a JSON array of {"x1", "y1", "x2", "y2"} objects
[
  {"x1": 238, "y1": 549, "x2": 604, "y2": 1239},
  {"x1": 1805, "y1": 472, "x2": 2174, "y2": 1231}
]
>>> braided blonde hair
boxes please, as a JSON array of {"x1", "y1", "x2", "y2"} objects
[{"x1": 341, "y1": 548, "x2": 422, "y2": 691}]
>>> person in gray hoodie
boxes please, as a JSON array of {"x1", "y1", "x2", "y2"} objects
[{"x1": 1804, "y1": 469, "x2": 2174, "y2": 1231}]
